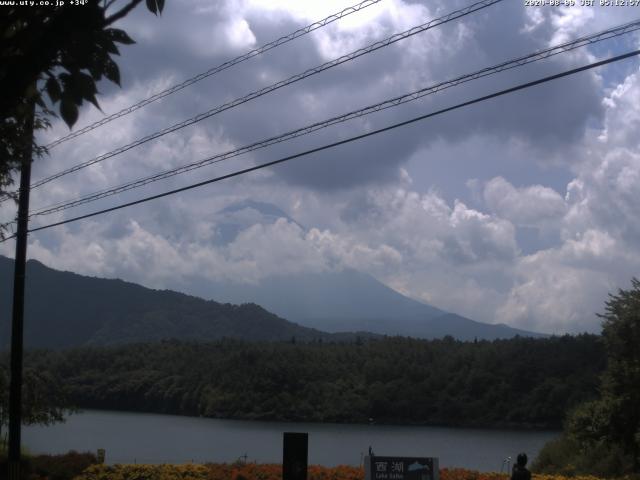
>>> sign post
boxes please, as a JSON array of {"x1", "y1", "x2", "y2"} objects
[{"x1": 283, "y1": 432, "x2": 308, "y2": 480}]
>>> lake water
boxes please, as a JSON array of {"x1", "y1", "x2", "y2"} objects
[{"x1": 23, "y1": 410, "x2": 558, "y2": 472}]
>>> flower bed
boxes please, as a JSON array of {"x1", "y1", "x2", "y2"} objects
[{"x1": 72, "y1": 464, "x2": 607, "y2": 480}]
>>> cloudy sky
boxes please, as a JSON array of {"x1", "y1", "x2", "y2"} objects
[{"x1": 3, "y1": 0, "x2": 640, "y2": 335}]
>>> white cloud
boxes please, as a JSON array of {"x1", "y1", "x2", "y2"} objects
[
  {"x1": 483, "y1": 176, "x2": 566, "y2": 228},
  {"x1": 495, "y1": 65, "x2": 640, "y2": 333},
  {"x1": 549, "y1": 5, "x2": 595, "y2": 45},
  {"x1": 495, "y1": 228, "x2": 640, "y2": 334}
]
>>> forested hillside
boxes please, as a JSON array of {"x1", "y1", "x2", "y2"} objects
[
  {"x1": 14, "y1": 334, "x2": 605, "y2": 428},
  {"x1": 0, "y1": 257, "x2": 370, "y2": 348}
]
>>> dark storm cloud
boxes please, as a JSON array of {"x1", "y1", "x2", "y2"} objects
[
  {"x1": 105, "y1": 0, "x2": 604, "y2": 192},
  {"x1": 43, "y1": 0, "x2": 607, "y2": 198}
]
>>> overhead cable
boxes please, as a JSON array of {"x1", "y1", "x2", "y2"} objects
[
  {"x1": 26, "y1": 0, "x2": 503, "y2": 192},
  {"x1": 28, "y1": 19, "x2": 640, "y2": 218},
  {"x1": 44, "y1": 0, "x2": 385, "y2": 149},
  {"x1": 10, "y1": 49, "x2": 636, "y2": 239}
]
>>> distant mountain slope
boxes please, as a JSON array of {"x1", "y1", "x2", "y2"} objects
[
  {"x1": 196, "y1": 269, "x2": 444, "y2": 323},
  {"x1": 177, "y1": 199, "x2": 546, "y2": 341},
  {"x1": 0, "y1": 256, "x2": 365, "y2": 349},
  {"x1": 190, "y1": 269, "x2": 545, "y2": 341}
]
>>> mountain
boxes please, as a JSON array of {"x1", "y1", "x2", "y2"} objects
[
  {"x1": 0, "y1": 256, "x2": 369, "y2": 349},
  {"x1": 213, "y1": 199, "x2": 305, "y2": 245},
  {"x1": 0, "y1": 205, "x2": 544, "y2": 347},
  {"x1": 181, "y1": 200, "x2": 547, "y2": 341},
  {"x1": 188, "y1": 269, "x2": 544, "y2": 341}
]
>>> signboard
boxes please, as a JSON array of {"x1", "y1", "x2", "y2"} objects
[{"x1": 365, "y1": 456, "x2": 439, "y2": 480}]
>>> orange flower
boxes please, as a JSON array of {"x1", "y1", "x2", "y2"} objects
[{"x1": 72, "y1": 463, "x2": 613, "y2": 480}]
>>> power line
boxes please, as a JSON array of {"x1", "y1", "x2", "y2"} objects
[
  {"x1": 25, "y1": 0, "x2": 503, "y2": 192},
  {"x1": 44, "y1": 0, "x2": 385, "y2": 150},
  {"x1": 27, "y1": 19, "x2": 640, "y2": 218},
  {"x1": 12, "y1": 49, "x2": 637, "y2": 239}
]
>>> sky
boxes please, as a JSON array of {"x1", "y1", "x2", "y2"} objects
[{"x1": 2, "y1": 0, "x2": 640, "y2": 335}]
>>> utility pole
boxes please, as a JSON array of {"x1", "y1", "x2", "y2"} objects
[{"x1": 8, "y1": 100, "x2": 34, "y2": 480}]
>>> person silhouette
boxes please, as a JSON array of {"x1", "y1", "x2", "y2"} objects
[{"x1": 511, "y1": 453, "x2": 531, "y2": 480}]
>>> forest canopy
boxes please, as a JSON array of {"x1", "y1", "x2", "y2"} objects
[{"x1": 7, "y1": 334, "x2": 605, "y2": 429}]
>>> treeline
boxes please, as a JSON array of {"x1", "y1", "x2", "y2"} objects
[{"x1": 18, "y1": 334, "x2": 604, "y2": 429}]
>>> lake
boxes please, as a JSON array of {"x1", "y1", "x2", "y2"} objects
[{"x1": 23, "y1": 410, "x2": 558, "y2": 472}]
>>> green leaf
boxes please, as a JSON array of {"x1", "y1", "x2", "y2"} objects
[
  {"x1": 87, "y1": 93, "x2": 101, "y2": 110},
  {"x1": 58, "y1": 72, "x2": 81, "y2": 103},
  {"x1": 60, "y1": 96, "x2": 79, "y2": 128},
  {"x1": 100, "y1": 37, "x2": 120, "y2": 55},
  {"x1": 106, "y1": 28, "x2": 135, "y2": 45},
  {"x1": 60, "y1": 71, "x2": 84, "y2": 104},
  {"x1": 146, "y1": 0, "x2": 158, "y2": 15},
  {"x1": 87, "y1": 51, "x2": 109, "y2": 80},
  {"x1": 75, "y1": 72, "x2": 101, "y2": 110},
  {"x1": 76, "y1": 72, "x2": 97, "y2": 93},
  {"x1": 103, "y1": 57, "x2": 120, "y2": 86},
  {"x1": 45, "y1": 77, "x2": 61, "y2": 103}
]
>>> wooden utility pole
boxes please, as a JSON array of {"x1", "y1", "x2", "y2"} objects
[{"x1": 7, "y1": 100, "x2": 34, "y2": 480}]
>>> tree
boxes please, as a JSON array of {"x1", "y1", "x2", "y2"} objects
[
  {"x1": 0, "y1": 364, "x2": 70, "y2": 452},
  {"x1": 0, "y1": 3, "x2": 168, "y2": 467},
  {"x1": 0, "y1": 0, "x2": 166, "y2": 235},
  {"x1": 598, "y1": 277, "x2": 640, "y2": 471},
  {"x1": 533, "y1": 279, "x2": 640, "y2": 476}
]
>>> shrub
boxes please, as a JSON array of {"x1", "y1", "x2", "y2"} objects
[
  {"x1": 75, "y1": 463, "x2": 211, "y2": 480},
  {"x1": 28, "y1": 450, "x2": 98, "y2": 480},
  {"x1": 532, "y1": 435, "x2": 635, "y2": 478},
  {"x1": 532, "y1": 436, "x2": 581, "y2": 476}
]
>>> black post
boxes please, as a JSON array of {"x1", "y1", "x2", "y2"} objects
[
  {"x1": 283, "y1": 432, "x2": 308, "y2": 480},
  {"x1": 8, "y1": 101, "x2": 34, "y2": 480}
]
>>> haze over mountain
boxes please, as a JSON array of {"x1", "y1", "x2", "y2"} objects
[{"x1": 184, "y1": 200, "x2": 546, "y2": 340}]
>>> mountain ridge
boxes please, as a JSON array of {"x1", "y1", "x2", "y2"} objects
[
  {"x1": 0, "y1": 256, "x2": 373, "y2": 349},
  {"x1": 188, "y1": 268, "x2": 545, "y2": 340},
  {"x1": 192, "y1": 199, "x2": 547, "y2": 340},
  {"x1": 0, "y1": 254, "x2": 545, "y2": 349}
]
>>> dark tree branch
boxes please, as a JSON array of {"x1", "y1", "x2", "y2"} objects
[{"x1": 104, "y1": 0, "x2": 144, "y2": 26}]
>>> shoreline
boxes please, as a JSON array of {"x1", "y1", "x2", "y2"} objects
[{"x1": 69, "y1": 407, "x2": 563, "y2": 433}]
